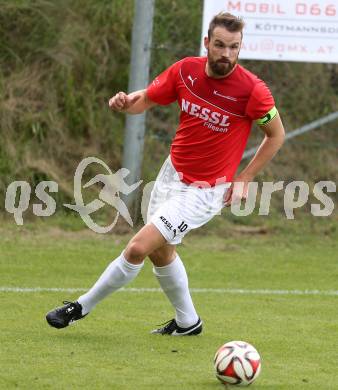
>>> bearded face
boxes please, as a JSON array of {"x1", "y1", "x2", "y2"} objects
[
  {"x1": 205, "y1": 27, "x2": 242, "y2": 78},
  {"x1": 207, "y1": 52, "x2": 236, "y2": 76}
]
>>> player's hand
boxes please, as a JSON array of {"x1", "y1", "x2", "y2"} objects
[
  {"x1": 224, "y1": 176, "x2": 252, "y2": 207},
  {"x1": 108, "y1": 92, "x2": 141, "y2": 112}
]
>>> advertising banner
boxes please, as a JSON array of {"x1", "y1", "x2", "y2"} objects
[{"x1": 201, "y1": 0, "x2": 338, "y2": 63}]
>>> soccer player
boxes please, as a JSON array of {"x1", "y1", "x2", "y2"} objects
[{"x1": 46, "y1": 12, "x2": 285, "y2": 335}]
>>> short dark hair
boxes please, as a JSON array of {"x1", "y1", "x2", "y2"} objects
[{"x1": 208, "y1": 12, "x2": 244, "y2": 39}]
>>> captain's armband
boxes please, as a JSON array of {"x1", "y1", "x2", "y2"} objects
[{"x1": 256, "y1": 106, "x2": 278, "y2": 126}]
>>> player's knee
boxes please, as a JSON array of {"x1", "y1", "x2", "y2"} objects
[
  {"x1": 125, "y1": 241, "x2": 147, "y2": 263},
  {"x1": 149, "y1": 248, "x2": 163, "y2": 263},
  {"x1": 149, "y1": 247, "x2": 175, "y2": 267}
]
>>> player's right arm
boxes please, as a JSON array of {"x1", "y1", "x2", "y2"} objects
[
  {"x1": 108, "y1": 89, "x2": 157, "y2": 114},
  {"x1": 109, "y1": 59, "x2": 182, "y2": 114}
]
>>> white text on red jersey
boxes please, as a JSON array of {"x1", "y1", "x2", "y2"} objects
[{"x1": 181, "y1": 98, "x2": 230, "y2": 128}]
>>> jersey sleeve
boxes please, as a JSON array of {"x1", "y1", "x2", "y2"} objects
[
  {"x1": 147, "y1": 60, "x2": 182, "y2": 105},
  {"x1": 245, "y1": 80, "x2": 276, "y2": 122}
]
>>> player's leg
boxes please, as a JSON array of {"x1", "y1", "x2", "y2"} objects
[
  {"x1": 148, "y1": 242, "x2": 176, "y2": 267},
  {"x1": 149, "y1": 244, "x2": 201, "y2": 335},
  {"x1": 46, "y1": 223, "x2": 166, "y2": 329},
  {"x1": 77, "y1": 223, "x2": 167, "y2": 313},
  {"x1": 145, "y1": 172, "x2": 230, "y2": 336}
]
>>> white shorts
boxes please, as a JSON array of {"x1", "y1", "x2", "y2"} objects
[{"x1": 147, "y1": 157, "x2": 230, "y2": 245}]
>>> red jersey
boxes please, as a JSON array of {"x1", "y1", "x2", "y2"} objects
[{"x1": 147, "y1": 56, "x2": 275, "y2": 185}]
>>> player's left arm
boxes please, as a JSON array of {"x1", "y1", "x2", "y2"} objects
[
  {"x1": 225, "y1": 109, "x2": 285, "y2": 205},
  {"x1": 239, "y1": 110, "x2": 285, "y2": 180}
]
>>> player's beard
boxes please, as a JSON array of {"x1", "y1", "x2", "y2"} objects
[{"x1": 207, "y1": 51, "x2": 237, "y2": 77}]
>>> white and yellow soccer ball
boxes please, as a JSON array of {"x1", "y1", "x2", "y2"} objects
[{"x1": 214, "y1": 341, "x2": 261, "y2": 386}]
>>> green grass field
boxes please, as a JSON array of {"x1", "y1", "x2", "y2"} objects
[{"x1": 0, "y1": 218, "x2": 337, "y2": 389}]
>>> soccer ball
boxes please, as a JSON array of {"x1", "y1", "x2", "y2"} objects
[{"x1": 214, "y1": 341, "x2": 261, "y2": 386}]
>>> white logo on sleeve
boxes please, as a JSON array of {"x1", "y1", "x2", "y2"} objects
[{"x1": 188, "y1": 75, "x2": 197, "y2": 86}]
